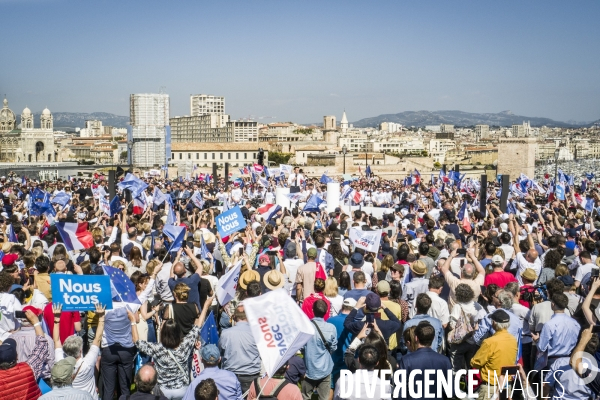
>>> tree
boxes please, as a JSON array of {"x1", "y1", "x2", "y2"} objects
[
  {"x1": 268, "y1": 151, "x2": 293, "y2": 165},
  {"x1": 421, "y1": 150, "x2": 428, "y2": 157},
  {"x1": 120, "y1": 151, "x2": 128, "y2": 160},
  {"x1": 433, "y1": 161, "x2": 442, "y2": 168}
]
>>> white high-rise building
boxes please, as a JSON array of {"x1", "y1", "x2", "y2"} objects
[
  {"x1": 130, "y1": 93, "x2": 169, "y2": 167},
  {"x1": 512, "y1": 121, "x2": 531, "y2": 137},
  {"x1": 474, "y1": 125, "x2": 489, "y2": 142},
  {"x1": 190, "y1": 95, "x2": 226, "y2": 123}
]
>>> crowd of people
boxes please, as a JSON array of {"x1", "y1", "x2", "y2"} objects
[{"x1": 0, "y1": 167, "x2": 599, "y2": 400}]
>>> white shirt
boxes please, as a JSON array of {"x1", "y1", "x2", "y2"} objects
[
  {"x1": 327, "y1": 295, "x2": 344, "y2": 317},
  {"x1": 500, "y1": 244, "x2": 515, "y2": 261},
  {"x1": 575, "y1": 262, "x2": 597, "y2": 283},
  {"x1": 403, "y1": 277, "x2": 430, "y2": 318},
  {"x1": 56, "y1": 345, "x2": 100, "y2": 399},
  {"x1": 203, "y1": 274, "x2": 219, "y2": 306},
  {"x1": 284, "y1": 258, "x2": 304, "y2": 296},
  {"x1": 155, "y1": 262, "x2": 174, "y2": 302},
  {"x1": 0, "y1": 293, "x2": 22, "y2": 341},
  {"x1": 426, "y1": 290, "x2": 450, "y2": 325},
  {"x1": 514, "y1": 252, "x2": 542, "y2": 286},
  {"x1": 288, "y1": 173, "x2": 304, "y2": 187}
]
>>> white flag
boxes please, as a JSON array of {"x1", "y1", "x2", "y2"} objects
[
  {"x1": 279, "y1": 164, "x2": 292, "y2": 175},
  {"x1": 99, "y1": 197, "x2": 110, "y2": 215},
  {"x1": 349, "y1": 228, "x2": 382, "y2": 253},
  {"x1": 216, "y1": 260, "x2": 242, "y2": 306},
  {"x1": 244, "y1": 289, "x2": 315, "y2": 377}
]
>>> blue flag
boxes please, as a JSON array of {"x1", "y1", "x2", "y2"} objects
[
  {"x1": 585, "y1": 197, "x2": 595, "y2": 213},
  {"x1": 320, "y1": 173, "x2": 334, "y2": 184},
  {"x1": 432, "y1": 190, "x2": 441, "y2": 204},
  {"x1": 163, "y1": 225, "x2": 186, "y2": 252},
  {"x1": 586, "y1": 173, "x2": 595, "y2": 180},
  {"x1": 117, "y1": 173, "x2": 148, "y2": 198},
  {"x1": 200, "y1": 311, "x2": 219, "y2": 345},
  {"x1": 51, "y1": 192, "x2": 71, "y2": 208},
  {"x1": 7, "y1": 224, "x2": 17, "y2": 243},
  {"x1": 110, "y1": 196, "x2": 124, "y2": 217},
  {"x1": 582, "y1": 180, "x2": 587, "y2": 193},
  {"x1": 507, "y1": 201, "x2": 517, "y2": 215},
  {"x1": 103, "y1": 265, "x2": 140, "y2": 304},
  {"x1": 558, "y1": 169, "x2": 567, "y2": 184},
  {"x1": 457, "y1": 201, "x2": 467, "y2": 221},
  {"x1": 555, "y1": 184, "x2": 565, "y2": 200},
  {"x1": 304, "y1": 194, "x2": 325, "y2": 212}
]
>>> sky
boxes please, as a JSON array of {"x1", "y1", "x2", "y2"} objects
[{"x1": 1, "y1": 0, "x2": 599, "y2": 124}]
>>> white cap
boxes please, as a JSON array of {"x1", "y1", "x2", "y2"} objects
[
  {"x1": 343, "y1": 298, "x2": 357, "y2": 307},
  {"x1": 500, "y1": 223, "x2": 508, "y2": 233}
]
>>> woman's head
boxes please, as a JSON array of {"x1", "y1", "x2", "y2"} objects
[
  {"x1": 362, "y1": 330, "x2": 389, "y2": 370},
  {"x1": 389, "y1": 279, "x2": 403, "y2": 300},
  {"x1": 338, "y1": 271, "x2": 352, "y2": 291},
  {"x1": 160, "y1": 319, "x2": 183, "y2": 349},
  {"x1": 173, "y1": 283, "x2": 190, "y2": 302},
  {"x1": 380, "y1": 255, "x2": 394, "y2": 273},
  {"x1": 403, "y1": 325, "x2": 418, "y2": 353},
  {"x1": 543, "y1": 249, "x2": 561, "y2": 270},
  {"x1": 455, "y1": 283, "x2": 475, "y2": 303},
  {"x1": 129, "y1": 246, "x2": 142, "y2": 262},
  {"x1": 323, "y1": 277, "x2": 338, "y2": 297}
]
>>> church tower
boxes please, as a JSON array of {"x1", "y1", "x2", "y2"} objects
[
  {"x1": 340, "y1": 110, "x2": 348, "y2": 134},
  {"x1": 40, "y1": 108, "x2": 53, "y2": 130},
  {"x1": 21, "y1": 107, "x2": 33, "y2": 129}
]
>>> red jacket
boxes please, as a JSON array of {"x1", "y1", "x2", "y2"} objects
[{"x1": 0, "y1": 363, "x2": 41, "y2": 399}]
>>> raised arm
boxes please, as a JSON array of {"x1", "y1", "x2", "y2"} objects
[
  {"x1": 52, "y1": 303, "x2": 62, "y2": 349},
  {"x1": 91, "y1": 303, "x2": 106, "y2": 348}
]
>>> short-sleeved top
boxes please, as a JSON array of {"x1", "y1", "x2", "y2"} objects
[
  {"x1": 444, "y1": 270, "x2": 484, "y2": 310},
  {"x1": 43, "y1": 303, "x2": 81, "y2": 343},
  {"x1": 172, "y1": 303, "x2": 199, "y2": 336},
  {"x1": 295, "y1": 262, "x2": 316, "y2": 300},
  {"x1": 484, "y1": 271, "x2": 517, "y2": 288}
]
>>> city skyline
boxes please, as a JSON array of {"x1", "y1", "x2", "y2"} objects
[{"x1": 1, "y1": 1, "x2": 599, "y2": 123}]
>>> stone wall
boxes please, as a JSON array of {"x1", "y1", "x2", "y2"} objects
[{"x1": 497, "y1": 137, "x2": 536, "y2": 180}]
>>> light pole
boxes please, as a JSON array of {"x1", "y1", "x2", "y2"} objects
[
  {"x1": 554, "y1": 148, "x2": 560, "y2": 184},
  {"x1": 342, "y1": 144, "x2": 347, "y2": 175}
]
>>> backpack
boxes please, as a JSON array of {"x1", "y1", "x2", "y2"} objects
[
  {"x1": 448, "y1": 305, "x2": 475, "y2": 344},
  {"x1": 254, "y1": 377, "x2": 290, "y2": 400}
]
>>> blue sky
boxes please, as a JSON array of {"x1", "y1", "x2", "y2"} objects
[{"x1": 1, "y1": 0, "x2": 599, "y2": 124}]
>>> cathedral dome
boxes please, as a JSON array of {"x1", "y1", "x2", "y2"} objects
[
  {"x1": 42, "y1": 107, "x2": 51, "y2": 115},
  {"x1": 22, "y1": 106, "x2": 32, "y2": 115}
]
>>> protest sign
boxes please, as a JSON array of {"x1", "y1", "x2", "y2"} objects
[
  {"x1": 349, "y1": 228, "x2": 382, "y2": 253},
  {"x1": 244, "y1": 289, "x2": 315, "y2": 377},
  {"x1": 216, "y1": 205, "x2": 246, "y2": 237},
  {"x1": 50, "y1": 274, "x2": 113, "y2": 311},
  {"x1": 216, "y1": 260, "x2": 242, "y2": 305}
]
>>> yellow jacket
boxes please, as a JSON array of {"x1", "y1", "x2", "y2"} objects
[{"x1": 471, "y1": 329, "x2": 517, "y2": 384}]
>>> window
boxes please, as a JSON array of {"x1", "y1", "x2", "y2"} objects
[
  {"x1": 171, "y1": 152, "x2": 174, "y2": 159},
  {"x1": 228, "y1": 153, "x2": 231, "y2": 159},
  {"x1": 212, "y1": 153, "x2": 215, "y2": 160},
  {"x1": 236, "y1": 153, "x2": 239, "y2": 159},
  {"x1": 188, "y1": 153, "x2": 191, "y2": 159},
  {"x1": 204, "y1": 153, "x2": 207, "y2": 159},
  {"x1": 244, "y1": 153, "x2": 247, "y2": 159},
  {"x1": 196, "y1": 153, "x2": 199, "y2": 159},
  {"x1": 220, "y1": 153, "x2": 223, "y2": 160},
  {"x1": 179, "y1": 153, "x2": 182, "y2": 160}
]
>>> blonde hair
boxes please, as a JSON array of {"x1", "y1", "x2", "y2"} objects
[
  {"x1": 146, "y1": 260, "x2": 160, "y2": 276},
  {"x1": 380, "y1": 255, "x2": 394, "y2": 273},
  {"x1": 324, "y1": 277, "x2": 339, "y2": 297},
  {"x1": 174, "y1": 283, "x2": 190, "y2": 301},
  {"x1": 111, "y1": 260, "x2": 126, "y2": 270}
]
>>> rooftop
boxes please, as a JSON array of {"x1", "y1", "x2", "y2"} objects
[{"x1": 171, "y1": 142, "x2": 267, "y2": 151}]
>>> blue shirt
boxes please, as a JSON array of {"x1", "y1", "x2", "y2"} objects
[
  {"x1": 328, "y1": 313, "x2": 354, "y2": 377},
  {"x1": 546, "y1": 356, "x2": 593, "y2": 400},
  {"x1": 219, "y1": 321, "x2": 261, "y2": 375},
  {"x1": 182, "y1": 367, "x2": 242, "y2": 400},
  {"x1": 168, "y1": 273, "x2": 201, "y2": 309},
  {"x1": 538, "y1": 313, "x2": 581, "y2": 357},
  {"x1": 402, "y1": 314, "x2": 444, "y2": 352},
  {"x1": 342, "y1": 288, "x2": 371, "y2": 301},
  {"x1": 304, "y1": 317, "x2": 337, "y2": 380},
  {"x1": 473, "y1": 309, "x2": 522, "y2": 346}
]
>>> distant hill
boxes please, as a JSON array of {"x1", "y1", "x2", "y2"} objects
[
  {"x1": 351, "y1": 110, "x2": 596, "y2": 128},
  {"x1": 33, "y1": 112, "x2": 129, "y2": 129}
]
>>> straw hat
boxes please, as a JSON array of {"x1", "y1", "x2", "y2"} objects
[
  {"x1": 521, "y1": 268, "x2": 537, "y2": 282},
  {"x1": 410, "y1": 260, "x2": 427, "y2": 276},
  {"x1": 239, "y1": 270, "x2": 260, "y2": 289},
  {"x1": 264, "y1": 270, "x2": 285, "y2": 291}
]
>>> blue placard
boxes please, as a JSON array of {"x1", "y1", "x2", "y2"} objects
[
  {"x1": 50, "y1": 274, "x2": 113, "y2": 311},
  {"x1": 555, "y1": 184, "x2": 565, "y2": 201},
  {"x1": 216, "y1": 205, "x2": 247, "y2": 237}
]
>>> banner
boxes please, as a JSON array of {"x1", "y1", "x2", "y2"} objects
[
  {"x1": 216, "y1": 260, "x2": 242, "y2": 305},
  {"x1": 50, "y1": 274, "x2": 113, "y2": 311},
  {"x1": 216, "y1": 205, "x2": 247, "y2": 237},
  {"x1": 244, "y1": 289, "x2": 315, "y2": 377},
  {"x1": 349, "y1": 228, "x2": 382, "y2": 253}
]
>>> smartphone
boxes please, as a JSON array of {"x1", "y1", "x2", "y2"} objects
[
  {"x1": 457, "y1": 248, "x2": 467, "y2": 256},
  {"x1": 291, "y1": 230, "x2": 296, "y2": 240},
  {"x1": 29, "y1": 275, "x2": 34, "y2": 285},
  {"x1": 388, "y1": 229, "x2": 393, "y2": 237},
  {"x1": 592, "y1": 269, "x2": 600, "y2": 279},
  {"x1": 15, "y1": 311, "x2": 26, "y2": 318},
  {"x1": 150, "y1": 298, "x2": 162, "y2": 308},
  {"x1": 500, "y1": 365, "x2": 519, "y2": 375},
  {"x1": 365, "y1": 313, "x2": 375, "y2": 324}
]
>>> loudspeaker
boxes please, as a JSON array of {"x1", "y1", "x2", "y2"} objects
[
  {"x1": 455, "y1": 164, "x2": 460, "y2": 173},
  {"x1": 212, "y1": 163, "x2": 218, "y2": 186},
  {"x1": 108, "y1": 170, "x2": 116, "y2": 200},
  {"x1": 224, "y1": 163, "x2": 229, "y2": 189},
  {"x1": 480, "y1": 174, "x2": 487, "y2": 215},
  {"x1": 500, "y1": 174, "x2": 510, "y2": 212},
  {"x1": 442, "y1": 164, "x2": 447, "y2": 174}
]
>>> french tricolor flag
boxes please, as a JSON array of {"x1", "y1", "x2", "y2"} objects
[
  {"x1": 257, "y1": 203, "x2": 281, "y2": 222},
  {"x1": 55, "y1": 221, "x2": 94, "y2": 251},
  {"x1": 133, "y1": 195, "x2": 147, "y2": 215}
]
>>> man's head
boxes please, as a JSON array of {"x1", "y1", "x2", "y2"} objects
[
  {"x1": 258, "y1": 253, "x2": 270, "y2": 267},
  {"x1": 495, "y1": 290, "x2": 514, "y2": 310},
  {"x1": 135, "y1": 365, "x2": 159, "y2": 394},
  {"x1": 51, "y1": 356, "x2": 77, "y2": 388},
  {"x1": 173, "y1": 262, "x2": 186, "y2": 278},
  {"x1": 307, "y1": 247, "x2": 317, "y2": 261},
  {"x1": 200, "y1": 344, "x2": 221, "y2": 367},
  {"x1": 491, "y1": 310, "x2": 511, "y2": 331},
  {"x1": 415, "y1": 321, "x2": 435, "y2": 348},
  {"x1": 491, "y1": 255, "x2": 504, "y2": 269},
  {"x1": 358, "y1": 345, "x2": 379, "y2": 371},
  {"x1": 551, "y1": 292, "x2": 569, "y2": 313},
  {"x1": 313, "y1": 299, "x2": 328, "y2": 318},
  {"x1": 341, "y1": 298, "x2": 357, "y2": 314},
  {"x1": 525, "y1": 249, "x2": 539, "y2": 263},
  {"x1": 461, "y1": 263, "x2": 475, "y2": 280},
  {"x1": 195, "y1": 378, "x2": 219, "y2": 400},
  {"x1": 62, "y1": 335, "x2": 84, "y2": 359},
  {"x1": 427, "y1": 275, "x2": 444, "y2": 294},
  {"x1": 54, "y1": 260, "x2": 67, "y2": 273},
  {"x1": 353, "y1": 271, "x2": 366, "y2": 288},
  {"x1": 415, "y1": 293, "x2": 432, "y2": 315}
]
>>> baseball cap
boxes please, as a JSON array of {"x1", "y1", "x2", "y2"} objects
[
  {"x1": 258, "y1": 254, "x2": 270, "y2": 264},
  {"x1": 491, "y1": 255, "x2": 504, "y2": 265},
  {"x1": 51, "y1": 357, "x2": 77, "y2": 382},
  {"x1": 376, "y1": 280, "x2": 391, "y2": 294},
  {"x1": 1, "y1": 254, "x2": 18, "y2": 266},
  {"x1": 200, "y1": 344, "x2": 220, "y2": 363},
  {"x1": 490, "y1": 310, "x2": 510, "y2": 323},
  {"x1": 342, "y1": 298, "x2": 357, "y2": 308},
  {"x1": 557, "y1": 275, "x2": 574, "y2": 286},
  {"x1": 0, "y1": 338, "x2": 18, "y2": 364},
  {"x1": 307, "y1": 248, "x2": 318, "y2": 259},
  {"x1": 365, "y1": 292, "x2": 381, "y2": 312}
]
